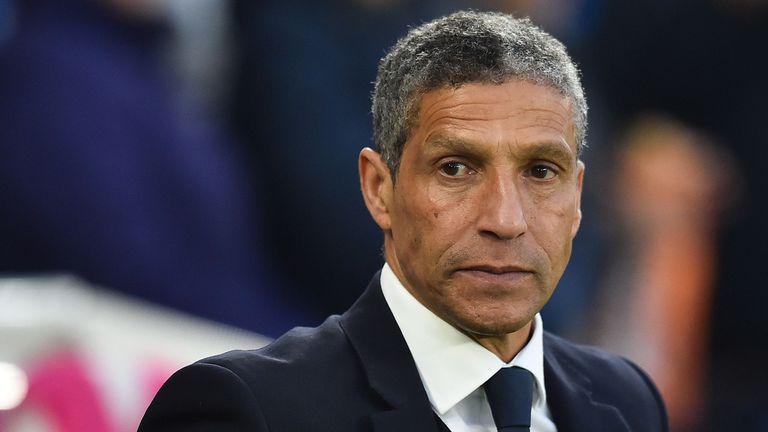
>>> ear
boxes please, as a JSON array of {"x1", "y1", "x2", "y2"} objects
[
  {"x1": 359, "y1": 147, "x2": 394, "y2": 231},
  {"x1": 571, "y1": 160, "x2": 585, "y2": 238}
]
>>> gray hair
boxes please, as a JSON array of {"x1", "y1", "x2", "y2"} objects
[{"x1": 372, "y1": 10, "x2": 587, "y2": 176}]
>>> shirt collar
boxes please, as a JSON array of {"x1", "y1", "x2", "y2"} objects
[{"x1": 379, "y1": 263, "x2": 548, "y2": 415}]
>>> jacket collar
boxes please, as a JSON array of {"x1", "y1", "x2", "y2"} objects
[
  {"x1": 543, "y1": 333, "x2": 630, "y2": 432},
  {"x1": 340, "y1": 272, "x2": 440, "y2": 432}
]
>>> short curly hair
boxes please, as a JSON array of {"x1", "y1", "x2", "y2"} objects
[{"x1": 372, "y1": 10, "x2": 587, "y2": 176}]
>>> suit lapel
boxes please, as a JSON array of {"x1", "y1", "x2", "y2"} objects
[
  {"x1": 340, "y1": 273, "x2": 440, "y2": 432},
  {"x1": 543, "y1": 334, "x2": 630, "y2": 432}
]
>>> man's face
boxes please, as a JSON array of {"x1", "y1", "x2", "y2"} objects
[{"x1": 364, "y1": 80, "x2": 584, "y2": 337}]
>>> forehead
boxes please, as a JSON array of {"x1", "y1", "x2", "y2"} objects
[{"x1": 410, "y1": 80, "x2": 577, "y2": 155}]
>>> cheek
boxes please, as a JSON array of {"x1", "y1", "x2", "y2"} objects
[
  {"x1": 426, "y1": 179, "x2": 478, "y2": 223},
  {"x1": 426, "y1": 182, "x2": 479, "y2": 244},
  {"x1": 526, "y1": 193, "x2": 579, "y2": 257},
  {"x1": 408, "y1": 229, "x2": 424, "y2": 252},
  {"x1": 396, "y1": 182, "x2": 473, "y2": 261},
  {"x1": 391, "y1": 187, "x2": 433, "y2": 258}
]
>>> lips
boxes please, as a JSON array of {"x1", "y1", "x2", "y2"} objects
[
  {"x1": 452, "y1": 264, "x2": 535, "y2": 284},
  {"x1": 457, "y1": 264, "x2": 534, "y2": 274}
]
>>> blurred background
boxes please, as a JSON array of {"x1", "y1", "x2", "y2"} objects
[{"x1": 0, "y1": 0, "x2": 766, "y2": 431}]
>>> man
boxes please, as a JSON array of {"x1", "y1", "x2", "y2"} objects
[{"x1": 139, "y1": 11, "x2": 668, "y2": 432}]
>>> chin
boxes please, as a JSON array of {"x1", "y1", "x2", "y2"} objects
[
  {"x1": 441, "y1": 289, "x2": 542, "y2": 333},
  {"x1": 450, "y1": 309, "x2": 535, "y2": 337}
]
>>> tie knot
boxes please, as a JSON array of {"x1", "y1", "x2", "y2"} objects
[{"x1": 484, "y1": 367, "x2": 534, "y2": 432}]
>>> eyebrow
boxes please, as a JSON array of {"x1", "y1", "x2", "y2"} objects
[
  {"x1": 424, "y1": 135, "x2": 576, "y2": 165},
  {"x1": 425, "y1": 136, "x2": 490, "y2": 156},
  {"x1": 520, "y1": 140, "x2": 575, "y2": 165}
]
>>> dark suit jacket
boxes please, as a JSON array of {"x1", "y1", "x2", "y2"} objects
[{"x1": 139, "y1": 273, "x2": 668, "y2": 431}]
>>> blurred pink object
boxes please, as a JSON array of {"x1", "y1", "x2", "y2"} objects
[{"x1": 22, "y1": 350, "x2": 114, "y2": 432}]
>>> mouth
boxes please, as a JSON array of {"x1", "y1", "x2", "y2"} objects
[
  {"x1": 453, "y1": 265, "x2": 535, "y2": 283},
  {"x1": 460, "y1": 264, "x2": 533, "y2": 274}
]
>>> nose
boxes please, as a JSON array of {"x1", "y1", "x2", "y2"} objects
[{"x1": 476, "y1": 173, "x2": 527, "y2": 240}]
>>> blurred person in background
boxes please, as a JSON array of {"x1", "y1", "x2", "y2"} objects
[
  {"x1": 0, "y1": 0, "x2": 304, "y2": 337},
  {"x1": 586, "y1": 116, "x2": 739, "y2": 432}
]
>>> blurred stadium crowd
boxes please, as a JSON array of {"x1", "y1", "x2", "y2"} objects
[{"x1": 0, "y1": 0, "x2": 766, "y2": 431}]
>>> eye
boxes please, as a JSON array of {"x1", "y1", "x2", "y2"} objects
[
  {"x1": 528, "y1": 165, "x2": 557, "y2": 180},
  {"x1": 440, "y1": 161, "x2": 474, "y2": 177}
]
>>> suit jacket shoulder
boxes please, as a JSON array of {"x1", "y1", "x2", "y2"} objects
[
  {"x1": 140, "y1": 314, "x2": 388, "y2": 432},
  {"x1": 543, "y1": 332, "x2": 669, "y2": 432}
]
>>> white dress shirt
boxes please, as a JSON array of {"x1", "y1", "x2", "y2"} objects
[{"x1": 380, "y1": 263, "x2": 557, "y2": 432}]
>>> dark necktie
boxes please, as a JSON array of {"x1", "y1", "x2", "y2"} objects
[{"x1": 484, "y1": 366, "x2": 534, "y2": 432}]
